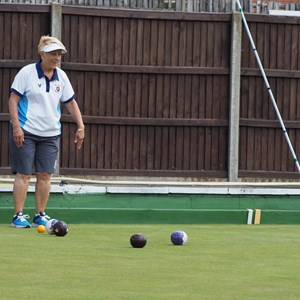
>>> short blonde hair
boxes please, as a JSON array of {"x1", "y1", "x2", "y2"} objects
[{"x1": 38, "y1": 36, "x2": 66, "y2": 53}]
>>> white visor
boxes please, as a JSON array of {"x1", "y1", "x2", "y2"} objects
[{"x1": 41, "y1": 43, "x2": 67, "y2": 53}]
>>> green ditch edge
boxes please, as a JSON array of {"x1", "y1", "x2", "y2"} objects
[{"x1": 1, "y1": 193, "x2": 300, "y2": 224}]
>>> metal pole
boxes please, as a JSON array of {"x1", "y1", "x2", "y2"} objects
[{"x1": 236, "y1": 0, "x2": 300, "y2": 173}]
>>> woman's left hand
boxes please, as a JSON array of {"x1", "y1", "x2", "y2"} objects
[{"x1": 75, "y1": 128, "x2": 85, "y2": 150}]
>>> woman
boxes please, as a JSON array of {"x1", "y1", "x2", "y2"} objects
[{"x1": 9, "y1": 36, "x2": 85, "y2": 228}]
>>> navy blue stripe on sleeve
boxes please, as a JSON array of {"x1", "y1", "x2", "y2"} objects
[
  {"x1": 64, "y1": 95, "x2": 76, "y2": 104},
  {"x1": 10, "y1": 88, "x2": 23, "y2": 97}
]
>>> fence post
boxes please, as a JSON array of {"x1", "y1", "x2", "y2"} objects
[
  {"x1": 51, "y1": 2, "x2": 62, "y2": 39},
  {"x1": 51, "y1": 2, "x2": 62, "y2": 176},
  {"x1": 228, "y1": 11, "x2": 242, "y2": 182}
]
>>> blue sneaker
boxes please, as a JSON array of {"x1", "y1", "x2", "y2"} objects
[
  {"x1": 32, "y1": 211, "x2": 50, "y2": 227},
  {"x1": 11, "y1": 212, "x2": 31, "y2": 228}
]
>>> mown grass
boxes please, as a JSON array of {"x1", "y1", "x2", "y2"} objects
[{"x1": 0, "y1": 224, "x2": 300, "y2": 300}]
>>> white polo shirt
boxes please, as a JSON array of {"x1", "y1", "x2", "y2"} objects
[{"x1": 10, "y1": 61, "x2": 75, "y2": 137}]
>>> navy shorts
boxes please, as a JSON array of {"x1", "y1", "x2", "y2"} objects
[{"x1": 9, "y1": 126, "x2": 60, "y2": 175}]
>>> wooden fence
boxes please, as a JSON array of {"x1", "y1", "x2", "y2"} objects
[
  {"x1": 59, "y1": 6, "x2": 231, "y2": 178},
  {"x1": 1, "y1": 0, "x2": 300, "y2": 13},
  {"x1": 1, "y1": 3, "x2": 300, "y2": 180},
  {"x1": 239, "y1": 14, "x2": 300, "y2": 178}
]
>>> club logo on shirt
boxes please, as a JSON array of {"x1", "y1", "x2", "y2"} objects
[
  {"x1": 38, "y1": 84, "x2": 42, "y2": 88},
  {"x1": 55, "y1": 86, "x2": 61, "y2": 93}
]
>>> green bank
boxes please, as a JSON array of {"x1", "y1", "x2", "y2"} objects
[{"x1": 1, "y1": 192, "x2": 300, "y2": 224}]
